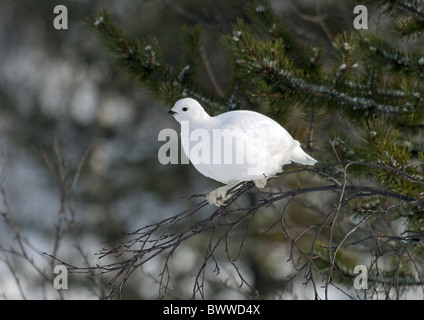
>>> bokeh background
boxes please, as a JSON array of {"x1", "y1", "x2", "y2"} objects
[{"x1": 0, "y1": 0, "x2": 387, "y2": 299}]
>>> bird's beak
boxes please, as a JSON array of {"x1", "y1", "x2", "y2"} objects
[{"x1": 168, "y1": 110, "x2": 177, "y2": 115}]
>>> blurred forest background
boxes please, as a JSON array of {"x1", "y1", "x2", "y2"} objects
[{"x1": 0, "y1": 0, "x2": 423, "y2": 300}]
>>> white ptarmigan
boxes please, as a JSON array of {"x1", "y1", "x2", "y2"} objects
[{"x1": 168, "y1": 98, "x2": 317, "y2": 206}]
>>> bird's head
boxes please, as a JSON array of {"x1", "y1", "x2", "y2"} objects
[{"x1": 168, "y1": 98, "x2": 210, "y2": 124}]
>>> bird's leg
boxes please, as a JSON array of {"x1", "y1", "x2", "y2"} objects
[
  {"x1": 207, "y1": 178, "x2": 268, "y2": 206},
  {"x1": 253, "y1": 178, "x2": 267, "y2": 189},
  {"x1": 207, "y1": 183, "x2": 237, "y2": 207}
]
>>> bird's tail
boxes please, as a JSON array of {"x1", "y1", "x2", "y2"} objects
[{"x1": 290, "y1": 141, "x2": 317, "y2": 165}]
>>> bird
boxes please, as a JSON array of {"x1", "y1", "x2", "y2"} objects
[{"x1": 168, "y1": 98, "x2": 317, "y2": 206}]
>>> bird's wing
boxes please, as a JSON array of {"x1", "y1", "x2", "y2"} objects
[{"x1": 215, "y1": 110, "x2": 295, "y2": 154}]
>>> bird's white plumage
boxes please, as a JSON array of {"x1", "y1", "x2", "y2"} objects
[{"x1": 169, "y1": 98, "x2": 317, "y2": 206}]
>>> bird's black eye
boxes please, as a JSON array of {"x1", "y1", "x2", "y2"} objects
[{"x1": 182, "y1": 107, "x2": 188, "y2": 112}]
